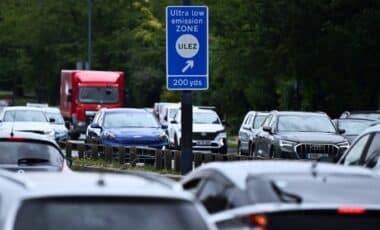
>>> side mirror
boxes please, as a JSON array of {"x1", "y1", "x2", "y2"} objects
[
  {"x1": 222, "y1": 119, "x2": 227, "y2": 125},
  {"x1": 90, "y1": 123, "x2": 102, "y2": 130},
  {"x1": 170, "y1": 120, "x2": 178, "y2": 124},
  {"x1": 161, "y1": 124, "x2": 168, "y2": 130},
  {"x1": 49, "y1": 118, "x2": 56, "y2": 123},
  {"x1": 318, "y1": 156, "x2": 335, "y2": 163},
  {"x1": 164, "y1": 115, "x2": 168, "y2": 121},
  {"x1": 263, "y1": 126, "x2": 272, "y2": 134},
  {"x1": 338, "y1": 128, "x2": 346, "y2": 134},
  {"x1": 64, "y1": 121, "x2": 70, "y2": 129}
]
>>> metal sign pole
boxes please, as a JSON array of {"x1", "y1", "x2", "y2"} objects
[{"x1": 181, "y1": 0, "x2": 193, "y2": 175}]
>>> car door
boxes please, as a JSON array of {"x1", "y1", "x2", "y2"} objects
[
  {"x1": 168, "y1": 112, "x2": 180, "y2": 145},
  {"x1": 239, "y1": 113, "x2": 253, "y2": 152},
  {"x1": 256, "y1": 114, "x2": 273, "y2": 156},
  {"x1": 339, "y1": 133, "x2": 372, "y2": 166},
  {"x1": 261, "y1": 114, "x2": 277, "y2": 157},
  {"x1": 362, "y1": 132, "x2": 380, "y2": 168}
]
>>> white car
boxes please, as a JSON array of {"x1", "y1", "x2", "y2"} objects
[
  {"x1": 168, "y1": 108, "x2": 227, "y2": 153},
  {"x1": 42, "y1": 107, "x2": 69, "y2": 141},
  {"x1": 0, "y1": 106, "x2": 55, "y2": 140},
  {"x1": 0, "y1": 170, "x2": 216, "y2": 230},
  {"x1": 161, "y1": 105, "x2": 180, "y2": 129}
]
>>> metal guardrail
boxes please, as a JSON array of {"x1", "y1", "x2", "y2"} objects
[{"x1": 57, "y1": 141, "x2": 255, "y2": 173}]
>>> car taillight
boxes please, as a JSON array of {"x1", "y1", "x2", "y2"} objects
[
  {"x1": 7, "y1": 137, "x2": 25, "y2": 141},
  {"x1": 337, "y1": 207, "x2": 366, "y2": 215},
  {"x1": 247, "y1": 214, "x2": 267, "y2": 230}
]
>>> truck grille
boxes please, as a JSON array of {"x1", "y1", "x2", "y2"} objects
[
  {"x1": 295, "y1": 143, "x2": 338, "y2": 157},
  {"x1": 193, "y1": 132, "x2": 218, "y2": 140}
]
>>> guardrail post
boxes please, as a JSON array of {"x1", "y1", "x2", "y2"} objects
[
  {"x1": 155, "y1": 150, "x2": 163, "y2": 170},
  {"x1": 215, "y1": 154, "x2": 224, "y2": 161},
  {"x1": 105, "y1": 145, "x2": 113, "y2": 162},
  {"x1": 204, "y1": 153, "x2": 213, "y2": 163},
  {"x1": 174, "y1": 150, "x2": 181, "y2": 173},
  {"x1": 78, "y1": 144, "x2": 85, "y2": 159},
  {"x1": 91, "y1": 144, "x2": 98, "y2": 160},
  {"x1": 130, "y1": 147, "x2": 137, "y2": 167},
  {"x1": 65, "y1": 142, "x2": 72, "y2": 159},
  {"x1": 193, "y1": 152, "x2": 202, "y2": 168},
  {"x1": 164, "y1": 150, "x2": 171, "y2": 171},
  {"x1": 118, "y1": 146, "x2": 126, "y2": 165}
]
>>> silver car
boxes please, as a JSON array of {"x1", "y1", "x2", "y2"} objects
[{"x1": 1, "y1": 171, "x2": 216, "y2": 230}]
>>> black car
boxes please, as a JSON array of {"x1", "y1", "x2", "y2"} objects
[
  {"x1": 254, "y1": 111, "x2": 349, "y2": 160},
  {"x1": 334, "y1": 118, "x2": 373, "y2": 143},
  {"x1": 0, "y1": 131, "x2": 71, "y2": 172}
]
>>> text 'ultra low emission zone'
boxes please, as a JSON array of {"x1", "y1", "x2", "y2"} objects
[{"x1": 166, "y1": 6, "x2": 208, "y2": 90}]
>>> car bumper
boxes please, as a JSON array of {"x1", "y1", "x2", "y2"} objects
[
  {"x1": 101, "y1": 139, "x2": 169, "y2": 149},
  {"x1": 192, "y1": 138, "x2": 226, "y2": 150}
]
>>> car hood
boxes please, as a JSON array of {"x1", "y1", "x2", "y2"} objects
[
  {"x1": 193, "y1": 124, "x2": 225, "y2": 133},
  {"x1": 344, "y1": 135, "x2": 358, "y2": 144},
  {"x1": 0, "y1": 164, "x2": 62, "y2": 172},
  {"x1": 50, "y1": 124, "x2": 68, "y2": 132},
  {"x1": 279, "y1": 132, "x2": 347, "y2": 144},
  {"x1": 0, "y1": 122, "x2": 53, "y2": 133},
  {"x1": 104, "y1": 127, "x2": 164, "y2": 138}
]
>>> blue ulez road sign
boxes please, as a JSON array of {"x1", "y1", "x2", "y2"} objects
[{"x1": 166, "y1": 6, "x2": 208, "y2": 90}]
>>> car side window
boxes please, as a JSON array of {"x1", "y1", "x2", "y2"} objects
[
  {"x1": 244, "y1": 115, "x2": 252, "y2": 127},
  {"x1": 365, "y1": 132, "x2": 380, "y2": 160},
  {"x1": 182, "y1": 178, "x2": 204, "y2": 195},
  {"x1": 93, "y1": 112, "x2": 101, "y2": 123},
  {"x1": 268, "y1": 115, "x2": 277, "y2": 129},
  {"x1": 197, "y1": 179, "x2": 229, "y2": 213},
  {"x1": 342, "y1": 134, "x2": 371, "y2": 166}
]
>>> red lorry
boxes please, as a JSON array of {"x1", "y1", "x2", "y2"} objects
[{"x1": 60, "y1": 70, "x2": 125, "y2": 139}]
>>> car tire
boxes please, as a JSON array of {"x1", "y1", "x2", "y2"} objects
[
  {"x1": 174, "y1": 134, "x2": 179, "y2": 150},
  {"x1": 249, "y1": 142, "x2": 255, "y2": 157},
  {"x1": 237, "y1": 141, "x2": 242, "y2": 155},
  {"x1": 269, "y1": 147, "x2": 275, "y2": 159},
  {"x1": 219, "y1": 145, "x2": 227, "y2": 154}
]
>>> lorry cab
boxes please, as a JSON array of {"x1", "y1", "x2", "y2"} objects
[{"x1": 60, "y1": 70, "x2": 125, "y2": 139}]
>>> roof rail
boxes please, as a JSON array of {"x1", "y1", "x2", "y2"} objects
[{"x1": 0, "y1": 170, "x2": 30, "y2": 189}]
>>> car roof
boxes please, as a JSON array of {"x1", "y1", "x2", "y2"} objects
[
  {"x1": 1, "y1": 171, "x2": 191, "y2": 200},
  {"x1": 272, "y1": 111, "x2": 327, "y2": 116},
  {"x1": 182, "y1": 161, "x2": 375, "y2": 190},
  {"x1": 42, "y1": 107, "x2": 61, "y2": 113},
  {"x1": 100, "y1": 108, "x2": 149, "y2": 113},
  {"x1": 1, "y1": 106, "x2": 45, "y2": 111}
]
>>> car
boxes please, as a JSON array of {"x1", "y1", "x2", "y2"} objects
[
  {"x1": 158, "y1": 102, "x2": 179, "y2": 125},
  {"x1": 86, "y1": 108, "x2": 169, "y2": 149},
  {"x1": 237, "y1": 111, "x2": 269, "y2": 156},
  {"x1": 335, "y1": 124, "x2": 380, "y2": 169},
  {"x1": 0, "y1": 106, "x2": 55, "y2": 140},
  {"x1": 0, "y1": 170, "x2": 216, "y2": 230},
  {"x1": 42, "y1": 107, "x2": 69, "y2": 142},
  {"x1": 161, "y1": 105, "x2": 180, "y2": 129},
  {"x1": 168, "y1": 107, "x2": 227, "y2": 153},
  {"x1": 340, "y1": 110, "x2": 380, "y2": 120},
  {"x1": 180, "y1": 161, "x2": 380, "y2": 229},
  {"x1": 333, "y1": 118, "x2": 373, "y2": 143},
  {"x1": 254, "y1": 111, "x2": 349, "y2": 160},
  {"x1": 0, "y1": 131, "x2": 71, "y2": 172}
]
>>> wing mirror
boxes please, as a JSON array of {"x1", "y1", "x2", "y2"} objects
[
  {"x1": 49, "y1": 118, "x2": 56, "y2": 123},
  {"x1": 90, "y1": 123, "x2": 102, "y2": 130},
  {"x1": 170, "y1": 120, "x2": 178, "y2": 124},
  {"x1": 338, "y1": 128, "x2": 346, "y2": 134},
  {"x1": 263, "y1": 126, "x2": 272, "y2": 134},
  {"x1": 161, "y1": 124, "x2": 168, "y2": 130},
  {"x1": 66, "y1": 158, "x2": 73, "y2": 168}
]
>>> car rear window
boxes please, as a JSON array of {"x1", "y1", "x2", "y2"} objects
[
  {"x1": 0, "y1": 141, "x2": 63, "y2": 167},
  {"x1": 14, "y1": 197, "x2": 209, "y2": 230}
]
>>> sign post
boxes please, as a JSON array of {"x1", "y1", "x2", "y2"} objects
[{"x1": 166, "y1": 2, "x2": 208, "y2": 174}]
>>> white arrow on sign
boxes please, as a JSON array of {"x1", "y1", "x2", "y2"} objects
[{"x1": 182, "y1": 60, "x2": 194, "y2": 73}]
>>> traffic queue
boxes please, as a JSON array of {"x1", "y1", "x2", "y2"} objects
[{"x1": 1, "y1": 102, "x2": 380, "y2": 229}]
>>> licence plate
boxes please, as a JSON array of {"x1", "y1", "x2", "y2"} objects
[
  {"x1": 307, "y1": 153, "x2": 328, "y2": 160},
  {"x1": 196, "y1": 140, "x2": 211, "y2": 146}
]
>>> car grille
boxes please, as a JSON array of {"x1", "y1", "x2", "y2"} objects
[
  {"x1": 193, "y1": 132, "x2": 218, "y2": 140},
  {"x1": 295, "y1": 143, "x2": 339, "y2": 157}
]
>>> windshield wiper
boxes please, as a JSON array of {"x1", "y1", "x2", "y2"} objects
[
  {"x1": 17, "y1": 158, "x2": 50, "y2": 165},
  {"x1": 271, "y1": 182, "x2": 303, "y2": 204}
]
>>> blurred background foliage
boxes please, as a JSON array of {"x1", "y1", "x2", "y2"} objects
[{"x1": 0, "y1": 0, "x2": 379, "y2": 132}]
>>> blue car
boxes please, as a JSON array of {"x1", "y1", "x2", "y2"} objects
[{"x1": 86, "y1": 108, "x2": 169, "y2": 149}]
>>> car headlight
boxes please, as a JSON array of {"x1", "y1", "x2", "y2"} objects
[
  {"x1": 104, "y1": 131, "x2": 116, "y2": 140},
  {"x1": 337, "y1": 141, "x2": 350, "y2": 149},
  {"x1": 160, "y1": 132, "x2": 168, "y2": 141},
  {"x1": 279, "y1": 140, "x2": 297, "y2": 151}
]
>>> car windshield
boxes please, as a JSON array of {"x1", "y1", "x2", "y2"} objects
[
  {"x1": 254, "y1": 115, "x2": 267, "y2": 128},
  {"x1": 103, "y1": 111, "x2": 160, "y2": 128},
  {"x1": 45, "y1": 112, "x2": 65, "y2": 124},
  {"x1": 278, "y1": 115, "x2": 336, "y2": 133},
  {"x1": 3, "y1": 110, "x2": 47, "y2": 122},
  {"x1": 349, "y1": 113, "x2": 380, "y2": 120},
  {"x1": 338, "y1": 119, "x2": 372, "y2": 135},
  {"x1": 193, "y1": 111, "x2": 221, "y2": 124},
  {"x1": 0, "y1": 141, "x2": 63, "y2": 167},
  {"x1": 14, "y1": 198, "x2": 209, "y2": 230},
  {"x1": 168, "y1": 108, "x2": 178, "y2": 120},
  {"x1": 79, "y1": 87, "x2": 118, "y2": 104}
]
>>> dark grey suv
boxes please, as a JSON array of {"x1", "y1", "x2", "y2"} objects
[{"x1": 255, "y1": 111, "x2": 349, "y2": 160}]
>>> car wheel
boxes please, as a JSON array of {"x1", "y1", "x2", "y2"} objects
[
  {"x1": 219, "y1": 145, "x2": 227, "y2": 154},
  {"x1": 174, "y1": 134, "x2": 179, "y2": 150},
  {"x1": 237, "y1": 141, "x2": 242, "y2": 155},
  {"x1": 249, "y1": 142, "x2": 255, "y2": 157},
  {"x1": 269, "y1": 147, "x2": 275, "y2": 159}
]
